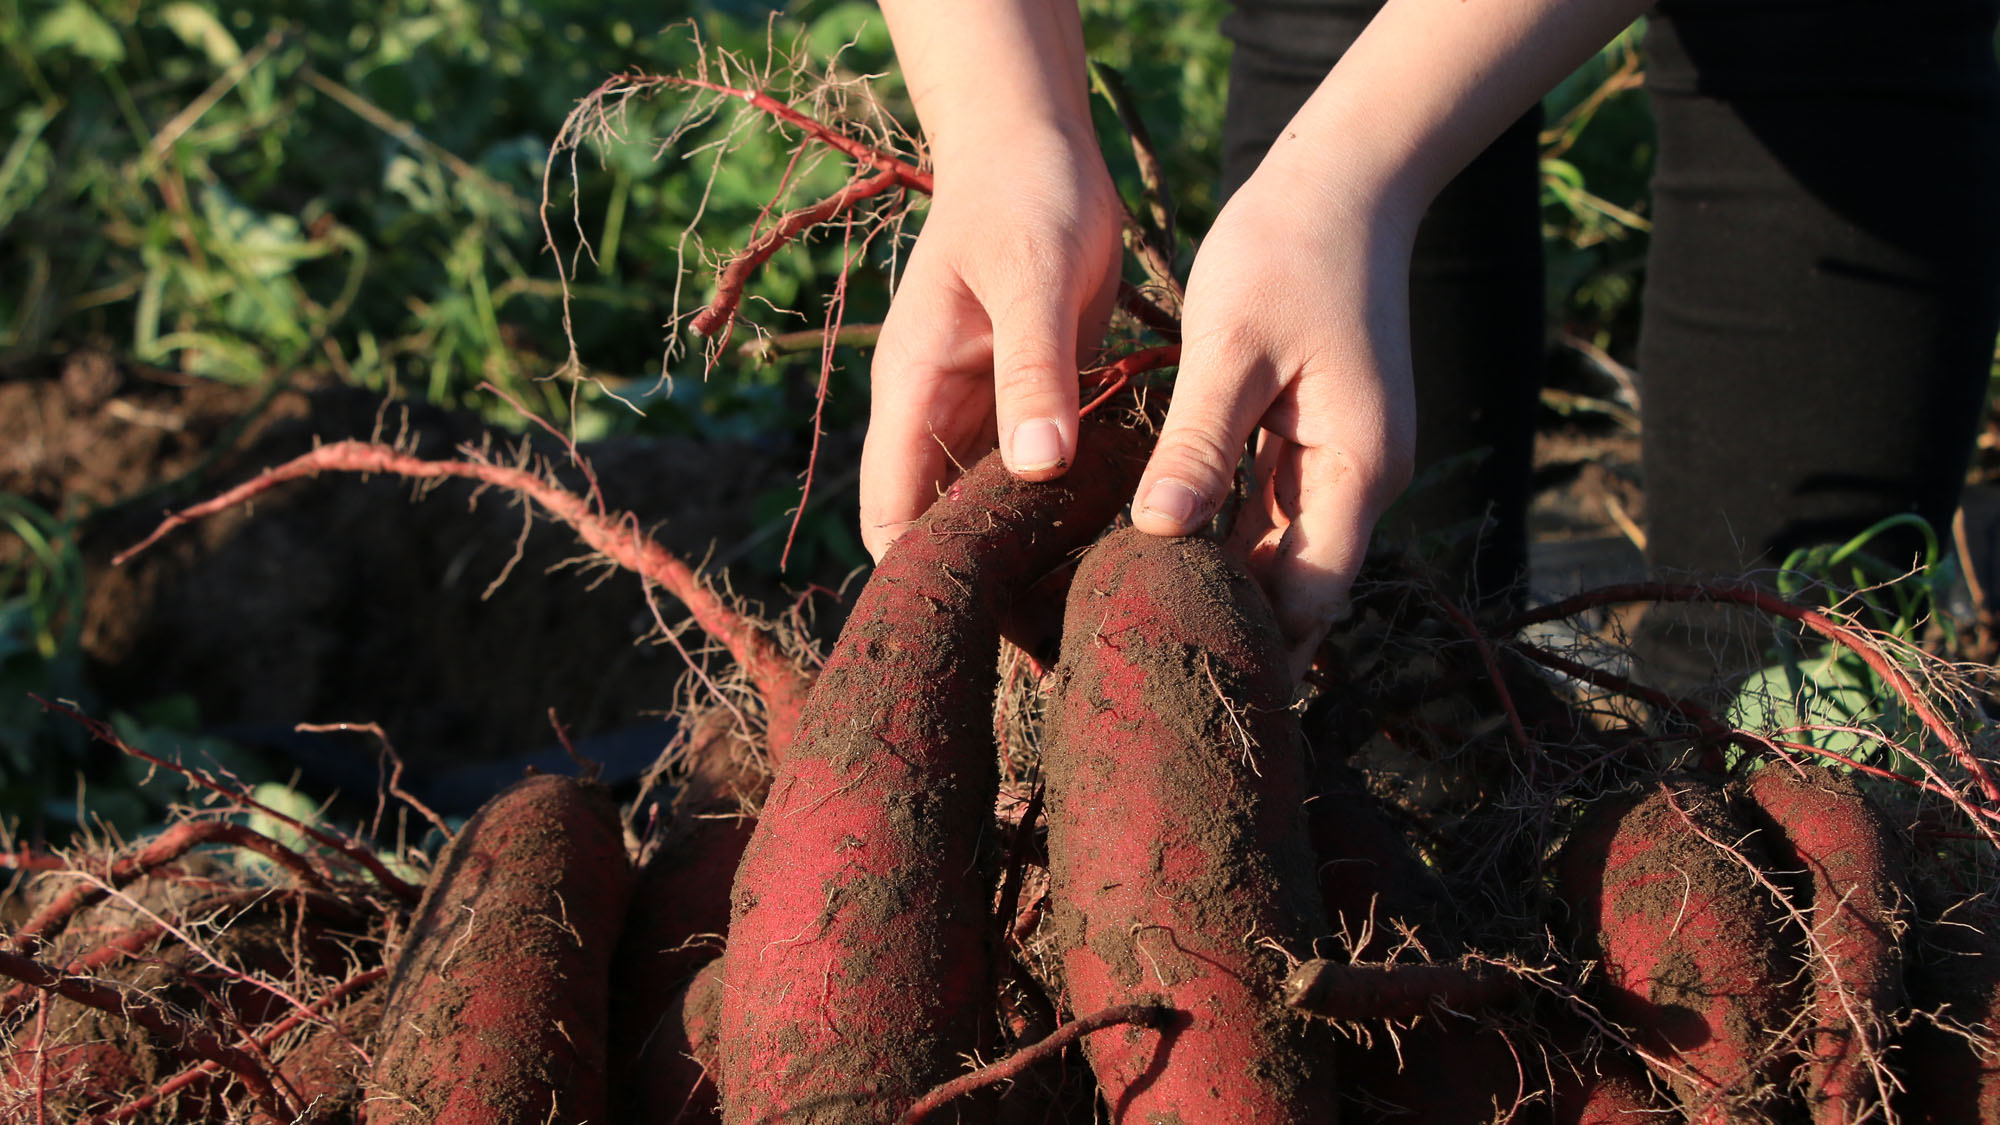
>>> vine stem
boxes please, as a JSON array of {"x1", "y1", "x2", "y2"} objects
[
  {"x1": 11, "y1": 821, "x2": 329, "y2": 953},
  {"x1": 1500, "y1": 581, "x2": 2000, "y2": 805}
]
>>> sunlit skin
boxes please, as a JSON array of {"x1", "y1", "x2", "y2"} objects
[{"x1": 864, "y1": 0, "x2": 1653, "y2": 678}]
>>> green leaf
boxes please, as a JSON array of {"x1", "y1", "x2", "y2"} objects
[
  {"x1": 31, "y1": 0, "x2": 124, "y2": 65},
  {"x1": 158, "y1": 2, "x2": 241, "y2": 68}
]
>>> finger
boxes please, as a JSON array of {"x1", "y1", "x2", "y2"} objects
[
  {"x1": 1131, "y1": 344, "x2": 1276, "y2": 537},
  {"x1": 1264, "y1": 441, "x2": 1406, "y2": 681},
  {"x1": 860, "y1": 261, "x2": 995, "y2": 562},
  {"x1": 985, "y1": 279, "x2": 1087, "y2": 482}
]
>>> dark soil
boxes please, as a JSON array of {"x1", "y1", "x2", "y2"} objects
[{"x1": 1, "y1": 349, "x2": 817, "y2": 804}]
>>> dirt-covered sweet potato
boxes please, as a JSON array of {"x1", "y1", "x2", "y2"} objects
[
  {"x1": 716, "y1": 415, "x2": 1152, "y2": 1123},
  {"x1": 366, "y1": 774, "x2": 633, "y2": 1124},
  {"x1": 1557, "y1": 780, "x2": 1798, "y2": 1123},
  {"x1": 1041, "y1": 527, "x2": 1336, "y2": 1120}
]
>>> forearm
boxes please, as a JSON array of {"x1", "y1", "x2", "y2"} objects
[
  {"x1": 1247, "y1": 0, "x2": 1653, "y2": 229},
  {"x1": 876, "y1": 0, "x2": 1093, "y2": 169}
]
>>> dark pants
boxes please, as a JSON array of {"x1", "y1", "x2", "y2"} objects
[{"x1": 1221, "y1": 1, "x2": 2000, "y2": 607}]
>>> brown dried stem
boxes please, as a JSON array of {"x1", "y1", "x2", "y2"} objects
[
  {"x1": 11, "y1": 821, "x2": 329, "y2": 954},
  {"x1": 1280, "y1": 957, "x2": 1517, "y2": 1023},
  {"x1": 738, "y1": 322, "x2": 882, "y2": 365},
  {"x1": 897, "y1": 1003, "x2": 1169, "y2": 1124},
  {"x1": 292, "y1": 722, "x2": 452, "y2": 844}
]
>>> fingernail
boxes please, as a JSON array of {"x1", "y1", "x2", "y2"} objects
[
  {"x1": 1139, "y1": 479, "x2": 1204, "y2": 528},
  {"x1": 1010, "y1": 419, "x2": 1066, "y2": 472}
]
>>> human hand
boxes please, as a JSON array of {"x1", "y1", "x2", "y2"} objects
[
  {"x1": 1130, "y1": 171, "x2": 1418, "y2": 680},
  {"x1": 858, "y1": 126, "x2": 1125, "y2": 562}
]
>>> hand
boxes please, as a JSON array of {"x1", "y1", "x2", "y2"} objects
[
  {"x1": 859, "y1": 126, "x2": 1125, "y2": 561},
  {"x1": 1129, "y1": 171, "x2": 1418, "y2": 679}
]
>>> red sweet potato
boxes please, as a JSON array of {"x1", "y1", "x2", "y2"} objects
[
  {"x1": 367, "y1": 774, "x2": 633, "y2": 1124},
  {"x1": 1545, "y1": 1014, "x2": 1671, "y2": 1125},
  {"x1": 716, "y1": 416, "x2": 1152, "y2": 1122},
  {"x1": 1557, "y1": 779, "x2": 1798, "y2": 1123},
  {"x1": 1041, "y1": 527, "x2": 1336, "y2": 1120},
  {"x1": 1, "y1": 1033, "x2": 152, "y2": 1119},
  {"x1": 617, "y1": 956, "x2": 725, "y2": 1125},
  {"x1": 251, "y1": 984, "x2": 385, "y2": 1125},
  {"x1": 1743, "y1": 762, "x2": 1909, "y2": 1124}
]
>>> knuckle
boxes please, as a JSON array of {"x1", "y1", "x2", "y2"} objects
[
  {"x1": 1156, "y1": 427, "x2": 1245, "y2": 492},
  {"x1": 992, "y1": 358, "x2": 1072, "y2": 404}
]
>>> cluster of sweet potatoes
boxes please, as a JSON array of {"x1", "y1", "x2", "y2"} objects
[{"x1": 7, "y1": 409, "x2": 2000, "y2": 1124}]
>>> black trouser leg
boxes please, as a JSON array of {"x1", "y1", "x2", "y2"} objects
[
  {"x1": 1639, "y1": 0, "x2": 2000, "y2": 583},
  {"x1": 1632, "y1": 1, "x2": 2000, "y2": 690}
]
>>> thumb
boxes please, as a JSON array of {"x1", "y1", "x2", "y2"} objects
[
  {"x1": 1131, "y1": 359, "x2": 1270, "y2": 536},
  {"x1": 987, "y1": 290, "x2": 1085, "y2": 482}
]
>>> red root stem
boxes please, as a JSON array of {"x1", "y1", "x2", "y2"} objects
[
  {"x1": 691, "y1": 166, "x2": 903, "y2": 338},
  {"x1": 645, "y1": 73, "x2": 931, "y2": 193},
  {"x1": 0, "y1": 948, "x2": 292, "y2": 1120},
  {"x1": 81, "y1": 966, "x2": 388, "y2": 1125},
  {"x1": 33, "y1": 699, "x2": 424, "y2": 903},
  {"x1": 1080, "y1": 344, "x2": 1179, "y2": 418}
]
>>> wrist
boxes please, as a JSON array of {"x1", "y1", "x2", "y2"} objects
[
  {"x1": 881, "y1": 0, "x2": 1094, "y2": 173},
  {"x1": 926, "y1": 114, "x2": 1102, "y2": 191},
  {"x1": 1232, "y1": 136, "x2": 1425, "y2": 257}
]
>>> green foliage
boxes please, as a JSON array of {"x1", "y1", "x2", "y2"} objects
[
  {"x1": 0, "y1": 496, "x2": 91, "y2": 828},
  {"x1": 1729, "y1": 516, "x2": 1961, "y2": 773},
  {"x1": 1540, "y1": 20, "x2": 1654, "y2": 352},
  {"x1": 1079, "y1": 0, "x2": 1231, "y2": 239},
  {"x1": 0, "y1": 0, "x2": 904, "y2": 434}
]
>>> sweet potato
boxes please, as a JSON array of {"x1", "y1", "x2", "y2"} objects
[
  {"x1": 1544, "y1": 1013, "x2": 1671, "y2": 1125},
  {"x1": 614, "y1": 957, "x2": 725, "y2": 1125},
  {"x1": 1742, "y1": 762, "x2": 1909, "y2": 1124},
  {"x1": 1041, "y1": 527, "x2": 1336, "y2": 1120},
  {"x1": 367, "y1": 774, "x2": 633, "y2": 1124},
  {"x1": 251, "y1": 985, "x2": 385, "y2": 1125},
  {"x1": 716, "y1": 416, "x2": 1152, "y2": 1122},
  {"x1": 1557, "y1": 779, "x2": 1797, "y2": 1123}
]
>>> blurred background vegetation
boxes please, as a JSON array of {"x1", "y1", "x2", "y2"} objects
[{"x1": 0, "y1": 0, "x2": 1654, "y2": 832}]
